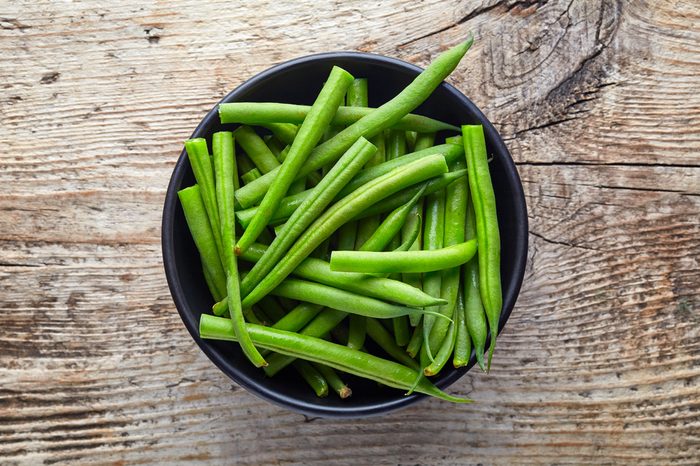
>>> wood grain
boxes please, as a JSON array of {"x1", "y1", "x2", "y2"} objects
[{"x1": 1, "y1": 0, "x2": 699, "y2": 464}]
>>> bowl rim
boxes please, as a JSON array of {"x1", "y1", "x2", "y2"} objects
[{"x1": 162, "y1": 50, "x2": 528, "y2": 418}]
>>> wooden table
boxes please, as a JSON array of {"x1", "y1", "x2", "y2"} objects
[{"x1": 2, "y1": 1, "x2": 698, "y2": 464}]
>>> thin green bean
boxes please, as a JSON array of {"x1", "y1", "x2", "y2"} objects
[
  {"x1": 220, "y1": 103, "x2": 459, "y2": 133},
  {"x1": 212, "y1": 131, "x2": 266, "y2": 367},
  {"x1": 462, "y1": 124, "x2": 501, "y2": 371},
  {"x1": 330, "y1": 240, "x2": 477, "y2": 274},
  {"x1": 365, "y1": 318, "x2": 419, "y2": 369},
  {"x1": 420, "y1": 189, "x2": 445, "y2": 363},
  {"x1": 269, "y1": 279, "x2": 441, "y2": 320}
]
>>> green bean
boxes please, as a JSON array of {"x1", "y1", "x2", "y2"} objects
[
  {"x1": 232, "y1": 243, "x2": 447, "y2": 308},
  {"x1": 243, "y1": 154, "x2": 449, "y2": 308},
  {"x1": 262, "y1": 122, "x2": 298, "y2": 145},
  {"x1": 200, "y1": 316, "x2": 471, "y2": 402},
  {"x1": 233, "y1": 126, "x2": 280, "y2": 174},
  {"x1": 177, "y1": 185, "x2": 226, "y2": 300},
  {"x1": 347, "y1": 314, "x2": 366, "y2": 351},
  {"x1": 406, "y1": 321, "x2": 424, "y2": 358},
  {"x1": 263, "y1": 309, "x2": 348, "y2": 376},
  {"x1": 313, "y1": 363, "x2": 351, "y2": 398},
  {"x1": 240, "y1": 137, "x2": 377, "y2": 300},
  {"x1": 413, "y1": 132, "x2": 436, "y2": 152},
  {"x1": 184, "y1": 138, "x2": 224, "y2": 261},
  {"x1": 424, "y1": 301, "x2": 458, "y2": 376},
  {"x1": 236, "y1": 67, "x2": 354, "y2": 255},
  {"x1": 234, "y1": 147, "x2": 463, "y2": 229},
  {"x1": 359, "y1": 186, "x2": 425, "y2": 252},
  {"x1": 463, "y1": 199, "x2": 487, "y2": 371},
  {"x1": 294, "y1": 361, "x2": 329, "y2": 397},
  {"x1": 337, "y1": 142, "x2": 463, "y2": 198},
  {"x1": 269, "y1": 278, "x2": 441, "y2": 320},
  {"x1": 232, "y1": 39, "x2": 473, "y2": 208},
  {"x1": 453, "y1": 281, "x2": 471, "y2": 368},
  {"x1": 419, "y1": 189, "x2": 445, "y2": 363},
  {"x1": 462, "y1": 125, "x2": 501, "y2": 371},
  {"x1": 212, "y1": 131, "x2": 266, "y2": 368},
  {"x1": 330, "y1": 240, "x2": 476, "y2": 274},
  {"x1": 220, "y1": 103, "x2": 459, "y2": 133},
  {"x1": 335, "y1": 78, "x2": 369, "y2": 255},
  {"x1": 353, "y1": 170, "x2": 467, "y2": 221},
  {"x1": 240, "y1": 168, "x2": 261, "y2": 185},
  {"x1": 366, "y1": 318, "x2": 419, "y2": 369},
  {"x1": 425, "y1": 158, "x2": 468, "y2": 357}
]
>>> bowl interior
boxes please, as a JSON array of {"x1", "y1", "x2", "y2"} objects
[{"x1": 162, "y1": 52, "x2": 528, "y2": 417}]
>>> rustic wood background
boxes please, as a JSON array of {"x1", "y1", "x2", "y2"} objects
[{"x1": 2, "y1": 0, "x2": 698, "y2": 464}]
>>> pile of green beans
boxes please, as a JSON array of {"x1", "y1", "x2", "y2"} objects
[{"x1": 179, "y1": 37, "x2": 503, "y2": 403}]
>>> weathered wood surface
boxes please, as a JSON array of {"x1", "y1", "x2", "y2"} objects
[{"x1": 1, "y1": 0, "x2": 699, "y2": 464}]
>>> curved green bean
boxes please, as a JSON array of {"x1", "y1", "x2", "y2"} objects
[
  {"x1": 269, "y1": 278, "x2": 440, "y2": 320},
  {"x1": 233, "y1": 39, "x2": 473, "y2": 208},
  {"x1": 199, "y1": 316, "x2": 471, "y2": 402},
  {"x1": 330, "y1": 240, "x2": 477, "y2": 274},
  {"x1": 212, "y1": 131, "x2": 266, "y2": 368},
  {"x1": 236, "y1": 66, "x2": 354, "y2": 255},
  {"x1": 220, "y1": 103, "x2": 459, "y2": 133},
  {"x1": 242, "y1": 154, "x2": 449, "y2": 308},
  {"x1": 462, "y1": 124, "x2": 501, "y2": 371}
]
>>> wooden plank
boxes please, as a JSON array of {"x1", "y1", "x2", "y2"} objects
[{"x1": 1, "y1": 0, "x2": 698, "y2": 464}]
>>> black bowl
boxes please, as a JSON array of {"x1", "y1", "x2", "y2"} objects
[{"x1": 162, "y1": 51, "x2": 528, "y2": 418}]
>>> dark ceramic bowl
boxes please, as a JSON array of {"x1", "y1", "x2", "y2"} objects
[{"x1": 162, "y1": 51, "x2": 528, "y2": 418}]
